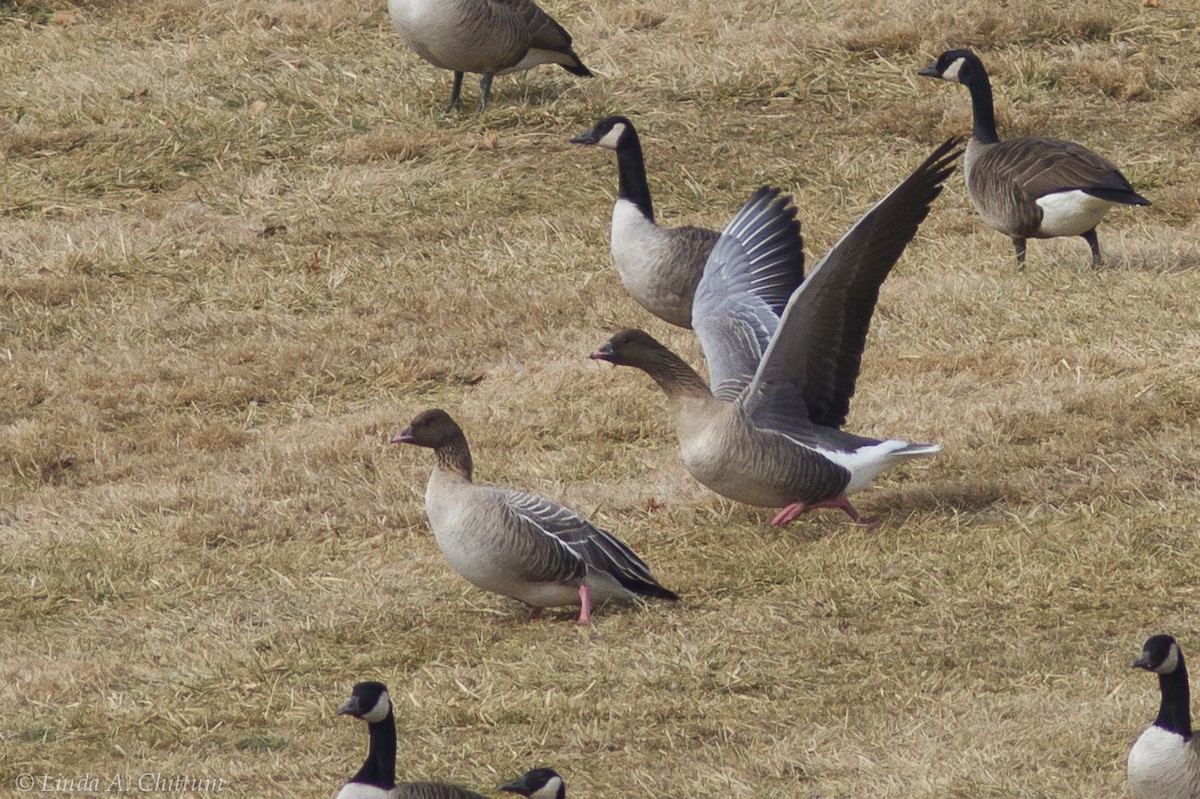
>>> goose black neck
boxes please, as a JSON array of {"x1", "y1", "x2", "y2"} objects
[
  {"x1": 1156, "y1": 659, "x2": 1194, "y2": 740},
  {"x1": 435, "y1": 433, "x2": 473, "y2": 481},
  {"x1": 962, "y1": 66, "x2": 1001, "y2": 145},
  {"x1": 616, "y1": 130, "x2": 655, "y2": 222},
  {"x1": 352, "y1": 710, "x2": 397, "y2": 788}
]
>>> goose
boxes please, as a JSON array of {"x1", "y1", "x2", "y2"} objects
[
  {"x1": 334, "y1": 681, "x2": 488, "y2": 799},
  {"x1": 393, "y1": 409, "x2": 678, "y2": 623},
  {"x1": 570, "y1": 116, "x2": 720, "y2": 328},
  {"x1": 590, "y1": 139, "x2": 961, "y2": 528},
  {"x1": 917, "y1": 48, "x2": 1150, "y2": 268},
  {"x1": 500, "y1": 768, "x2": 566, "y2": 799},
  {"x1": 387, "y1": 0, "x2": 592, "y2": 114},
  {"x1": 1129, "y1": 635, "x2": 1200, "y2": 799}
]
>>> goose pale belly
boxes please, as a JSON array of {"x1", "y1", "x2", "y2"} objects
[{"x1": 610, "y1": 200, "x2": 695, "y2": 328}]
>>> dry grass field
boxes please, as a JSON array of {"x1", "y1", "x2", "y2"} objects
[{"x1": 3, "y1": 0, "x2": 1200, "y2": 796}]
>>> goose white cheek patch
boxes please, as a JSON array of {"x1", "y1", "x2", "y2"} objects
[
  {"x1": 362, "y1": 691, "x2": 392, "y2": 723},
  {"x1": 942, "y1": 57, "x2": 965, "y2": 82},
  {"x1": 598, "y1": 123, "x2": 627, "y2": 150},
  {"x1": 532, "y1": 777, "x2": 563, "y2": 799},
  {"x1": 1156, "y1": 643, "x2": 1181, "y2": 674}
]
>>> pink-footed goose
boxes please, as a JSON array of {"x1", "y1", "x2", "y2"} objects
[
  {"x1": 591, "y1": 139, "x2": 962, "y2": 528},
  {"x1": 388, "y1": 0, "x2": 592, "y2": 114},
  {"x1": 334, "y1": 681, "x2": 488, "y2": 799},
  {"x1": 393, "y1": 409, "x2": 677, "y2": 623},
  {"x1": 1129, "y1": 635, "x2": 1200, "y2": 799},
  {"x1": 570, "y1": 116, "x2": 720, "y2": 329},
  {"x1": 918, "y1": 49, "x2": 1149, "y2": 268}
]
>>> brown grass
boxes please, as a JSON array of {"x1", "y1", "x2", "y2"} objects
[{"x1": 2, "y1": 0, "x2": 1200, "y2": 796}]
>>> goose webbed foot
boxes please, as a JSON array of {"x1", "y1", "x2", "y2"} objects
[
  {"x1": 522, "y1": 605, "x2": 544, "y2": 623},
  {"x1": 771, "y1": 496, "x2": 876, "y2": 529}
]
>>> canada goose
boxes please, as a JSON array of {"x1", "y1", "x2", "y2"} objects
[
  {"x1": 1129, "y1": 635, "x2": 1200, "y2": 799},
  {"x1": 499, "y1": 768, "x2": 566, "y2": 799},
  {"x1": 387, "y1": 0, "x2": 592, "y2": 114},
  {"x1": 591, "y1": 140, "x2": 961, "y2": 527},
  {"x1": 335, "y1": 681, "x2": 488, "y2": 799},
  {"x1": 570, "y1": 116, "x2": 720, "y2": 328},
  {"x1": 393, "y1": 409, "x2": 678, "y2": 623},
  {"x1": 918, "y1": 48, "x2": 1150, "y2": 268}
]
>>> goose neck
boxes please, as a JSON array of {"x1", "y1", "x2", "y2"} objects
[
  {"x1": 615, "y1": 132, "x2": 655, "y2": 222},
  {"x1": 353, "y1": 711, "x2": 397, "y2": 788},
  {"x1": 434, "y1": 434, "x2": 473, "y2": 481},
  {"x1": 639, "y1": 350, "x2": 711, "y2": 401},
  {"x1": 962, "y1": 68, "x2": 1001, "y2": 145},
  {"x1": 1156, "y1": 661, "x2": 1194, "y2": 739}
]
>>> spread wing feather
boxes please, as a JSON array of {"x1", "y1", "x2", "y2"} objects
[
  {"x1": 692, "y1": 187, "x2": 805, "y2": 391},
  {"x1": 741, "y1": 139, "x2": 962, "y2": 432}
]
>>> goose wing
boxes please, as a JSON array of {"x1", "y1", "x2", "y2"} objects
[
  {"x1": 982, "y1": 136, "x2": 1145, "y2": 203},
  {"x1": 740, "y1": 139, "x2": 962, "y2": 432},
  {"x1": 691, "y1": 187, "x2": 805, "y2": 395},
  {"x1": 500, "y1": 490, "x2": 671, "y2": 596},
  {"x1": 490, "y1": 0, "x2": 575, "y2": 52},
  {"x1": 397, "y1": 783, "x2": 491, "y2": 799}
]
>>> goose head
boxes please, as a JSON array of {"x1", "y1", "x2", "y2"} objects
[
  {"x1": 338, "y1": 681, "x2": 393, "y2": 724},
  {"x1": 569, "y1": 115, "x2": 635, "y2": 151},
  {"x1": 392, "y1": 409, "x2": 463, "y2": 449},
  {"x1": 590, "y1": 328, "x2": 673, "y2": 369},
  {"x1": 1133, "y1": 635, "x2": 1183, "y2": 675},
  {"x1": 918, "y1": 48, "x2": 986, "y2": 85},
  {"x1": 500, "y1": 768, "x2": 566, "y2": 799}
]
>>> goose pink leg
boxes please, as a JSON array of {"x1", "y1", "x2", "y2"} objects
[
  {"x1": 573, "y1": 583, "x2": 593, "y2": 625},
  {"x1": 771, "y1": 495, "x2": 877, "y2": 529},
  {"x1": 522, "y1": 606, "x2": 544, "y2": 623}
]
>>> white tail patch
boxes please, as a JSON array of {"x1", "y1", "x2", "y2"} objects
[
  {"x1": 502, "y1": 48, "x2": 575, "y2": 74},
  {"x1": 820, "y1": 440, "x2": 941, "y2": 495},
  {"x1": 1035, "y1": 190, "x2": 1115, "y2": 236}
]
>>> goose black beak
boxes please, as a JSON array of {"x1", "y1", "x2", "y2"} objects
[
  {"x1": 1131, "y1": 651, "x2": 1154, "y2": 670},
  {"x1": 337, "y1": 697, "x2": 361, "y2": 716},
  {"x1": 916, "y1": 64, "x2": 940, "y2": 78},
  {"x1": 569, "y1": 129, "x2": 599, "y2": 145},
  {"x1": 497, "y1": 777, "x2": 526, "y2": 795},
  {"x1": 391, "y1": 426, "x2": 416, "y2": 445}
]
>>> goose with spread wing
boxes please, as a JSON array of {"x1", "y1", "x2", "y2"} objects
[
  {"x1": 393, "y1": 409, "x2": 678, "y2": 623},
  {"x1": 591, "y1": 139, "x2": 961, "y2": 527}
]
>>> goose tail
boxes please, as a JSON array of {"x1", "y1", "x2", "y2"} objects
[
  {"x1": 559, "y1": 51, "x2": 593, "y2": 77},
  {"x1": 892, "y1": 442, "x2": 942, "y2": 458}
]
